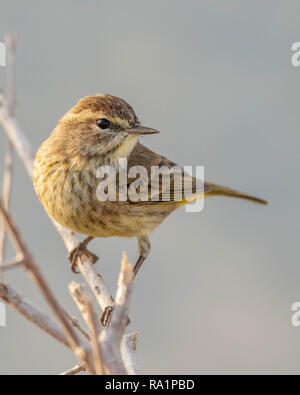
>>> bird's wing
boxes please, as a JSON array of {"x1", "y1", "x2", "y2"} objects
[
  {"x1": 123, "y1": 143, "x2": 203, "y2": 205},
  {"x1": 119, "y1": 143, "x2": 267, "y2": 205}
]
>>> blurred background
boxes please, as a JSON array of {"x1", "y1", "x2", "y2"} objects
[{"x1": 0, "y1": 0, "x2": 299, "y2": 374}]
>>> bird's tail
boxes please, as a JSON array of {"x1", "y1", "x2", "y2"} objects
[{"x1": 204, "y1": 182, "x2": 268, "y2": 205}]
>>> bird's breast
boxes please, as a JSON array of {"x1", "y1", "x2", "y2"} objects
[{"x1": 33, "y1": 143, "x2": 178, "y2": 238}]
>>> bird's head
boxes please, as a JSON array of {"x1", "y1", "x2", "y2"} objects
[{"x1": 55, "y1": 94, "x2": 159, "y2": 160}]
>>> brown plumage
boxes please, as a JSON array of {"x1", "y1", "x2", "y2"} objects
[{"x1": 33, "y1": 94, "x2": 267, "y2": 276}]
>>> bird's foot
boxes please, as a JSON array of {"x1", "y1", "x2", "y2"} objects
[
  {"x1": 68, "y1": 237, "x2": 98, "y2": 273},
  {"x1": 133, "y1": 255, "x2": 146, "y2": 279}
]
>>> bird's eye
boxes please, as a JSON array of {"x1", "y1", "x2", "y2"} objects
[{"x1": 97, "y1": 118, "x2": 110, "y2": 130}]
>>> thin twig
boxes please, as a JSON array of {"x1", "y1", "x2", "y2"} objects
[
  {"x1": 0, "y1": 92, "x2": 35, "y2": 175},
  {"x1": 4, "y1": 34, "x2": 16, "y2": 114},
  {"x1": 121, "y1": 333, "x2": 139, "y2": 374},
  {"x1": 60, "y1": 364, "x2": 85, "y2": 376},
  {"x1": 100, "y1": 252, "x2": 134, "y2": 375},
  {"x1": 0, "y1": 257, "x2": 25, "y2": 271},
  {"x1": 62, "y1": 308, "x2": 90, "y2": 342},
  {"x1": 0, "y1": 141, "x2": 13, "y2": 273},
  {"x1": 0, "y1": 281, "x2": 93, "y2": 354},
  {"x1": 0, "y1": 35, "x2": 16, "y2": 282},
  {"x1": 86, "y1": 299, "x2": 104, "y2": 375},
  {"x1": 69, "y1": 282, "x2": 104, "y2": 374},
  {"x1": 0, "y1": 283, "x2": 69, "y2": 348}
]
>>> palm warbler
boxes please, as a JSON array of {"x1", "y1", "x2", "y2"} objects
[{"x1": 33, "y1": 94, "x2": 267, "y2": 276}]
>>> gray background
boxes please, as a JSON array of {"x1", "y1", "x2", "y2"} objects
[{"x1": 0, "y1": 0, "x2": 299, "y2": 374}]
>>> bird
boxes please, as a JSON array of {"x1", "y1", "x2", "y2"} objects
[{"x1": 33, "y1": 94, "x2": 267, "y2": 277}]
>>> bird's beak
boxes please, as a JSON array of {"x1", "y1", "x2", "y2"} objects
[{"x1": 126, "y1": 126, "x2": 159, "y2": 136}]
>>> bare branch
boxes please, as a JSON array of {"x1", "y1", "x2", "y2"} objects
[
  {"x1": 100, "y1": 252, "x2": 134, "y2": 375},
  {"x1": 0, "y1": 283, "x2": 69, "y2": 347},
  {"x1": 0, "y1": 141, "x2": 13, "y2": 275},
  {"x1": 121, "y1": 333, "x2": 139, "y2": 375},
  {"x1": 61, "y1": 307, "x2": 90, "y2": 342},
  {"x1": 4, "y1": 34, "x2": 16, "y2": 114},
  {"x1": 0, "y1": 257, "x2": 25, "y2": 271},
  {"x1": 64, "y1": 281, "x2": 139, "y2": 376},
  {"x1": 111, "y1": 252, "x2": 134, "y2": 333},
  {"x1": 0, "y1": 93, "x2": 34, "y2": 176},
  {"x1": 0, "y1": 35, "x2": 16, "y2": 282},
  {"x1": 60, "y1": 364, "x2": 85, "y2": 376},
  {"x1": 69, "y1": 282, "x2": 104, "y2": 374}
]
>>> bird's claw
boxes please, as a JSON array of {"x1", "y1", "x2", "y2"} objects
[{"x1": 68, "y1": 242, "x2": 99, "y2": 273}]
